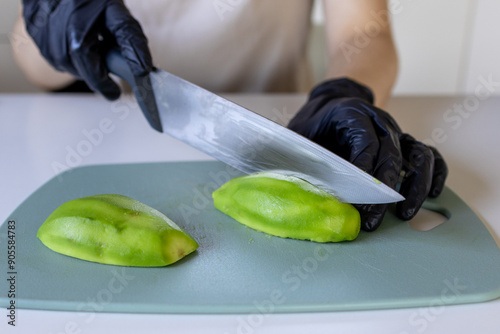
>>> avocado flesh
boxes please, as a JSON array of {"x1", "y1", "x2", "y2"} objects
[
  {"x1": 37, "y1": 194, "x2": 199, "y2": 266},
  {"x1": 213, "y1": 172, "x2": 361, "y2": 243}
]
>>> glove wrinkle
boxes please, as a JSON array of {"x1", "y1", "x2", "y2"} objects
[
  {"x1": 428, "y1": 146, "x2": 448, "y2": 198},
  {"x1": 395, "y1": 134, "x2": 435, "y2": 220},
  {"x1": 105, "y1": 2, "x2": 153, "y2": 76}
]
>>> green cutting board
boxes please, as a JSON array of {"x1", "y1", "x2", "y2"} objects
[{"x1": 1, "y1": 161, "x2": 500, "y2": 313}]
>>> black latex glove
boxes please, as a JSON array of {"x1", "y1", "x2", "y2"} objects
[
  {"x1": 288, "y1": 78, "x2": 448, "y2": 231},
  {"x1": 22, "y1": 0, "x2": 153, "y2": 100}
]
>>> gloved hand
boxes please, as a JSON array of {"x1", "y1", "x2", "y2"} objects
[
  {"x1": 22, "y1": 0, "x2": 153, "y2": 100},
  {"x1": 288, "y1": 78, "x2": 448, "y2": 231}
]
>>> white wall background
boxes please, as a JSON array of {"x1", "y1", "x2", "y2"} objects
[
  {"x1": 1, "y1": 0, "x2": 500, "y2": 95},
  {"x1": 389, "y1": 0, "x2": 475, "y2": 95}
]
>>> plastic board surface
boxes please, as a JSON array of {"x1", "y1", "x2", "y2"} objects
[{"x1": 1, "y1": 161, "x2": 500, "y2": 313}]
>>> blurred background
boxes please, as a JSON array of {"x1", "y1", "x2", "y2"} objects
[{"x1": 1, "y1": 0, "x2": 499, "y2": 95}]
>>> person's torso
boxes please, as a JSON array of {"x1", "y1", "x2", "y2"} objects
[{"x1": 124, "y1": 0, "x2": 314, "y2": 93}]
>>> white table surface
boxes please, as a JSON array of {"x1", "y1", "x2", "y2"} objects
[{"x1": 1, "y1": 93, "x2": 499, "y2": 333}]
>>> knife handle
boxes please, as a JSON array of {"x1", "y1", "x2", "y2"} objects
[{"x1": 105, "y1": 50, "x2": 163, "y2": 133}]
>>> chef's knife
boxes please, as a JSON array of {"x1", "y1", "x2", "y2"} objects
[{"x1": 106, "y1": 50, "x2": 404, "y2": 204}]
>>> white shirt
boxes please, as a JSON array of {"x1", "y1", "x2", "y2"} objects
[{"x1": 125, "y1": 0, "x2": 314, "y2": 93}]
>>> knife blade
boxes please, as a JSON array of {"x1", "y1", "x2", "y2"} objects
[{"x1": 106, "y1": 51, "x2": 404, "y2": 204}]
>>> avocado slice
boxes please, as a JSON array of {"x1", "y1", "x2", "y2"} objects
[
  {"x1": 37, "y1": 194, "x2": 198, "y2": 266},
  {"x1": 213, "y1": 172, "x2": 360, "y2": 242}
]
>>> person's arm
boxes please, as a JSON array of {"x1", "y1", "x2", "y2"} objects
[
  {"x1": 322, "y1": 0, "x2": 398, "y2": 107},
  {"x1": 11, "y1": 7, "x2": 76, "y2": 91}
]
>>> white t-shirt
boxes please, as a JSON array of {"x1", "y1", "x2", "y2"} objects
[{"x1": 125, "y1": 0, "x2": 314, "y2": 93}]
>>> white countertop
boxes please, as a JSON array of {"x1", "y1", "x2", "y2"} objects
[{"x1": 1, "y1": 93, "x2": 499, "y2": 333}]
